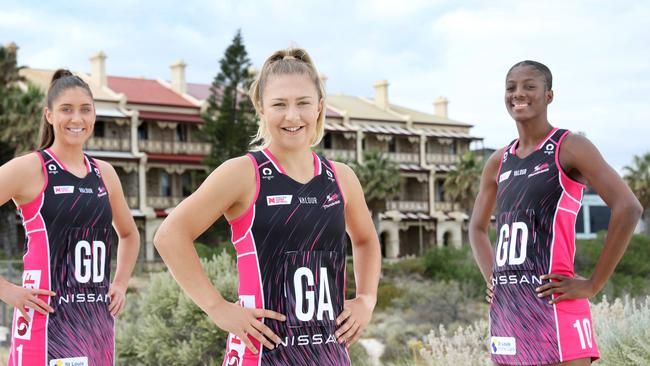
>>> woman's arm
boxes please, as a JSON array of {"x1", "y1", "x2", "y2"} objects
[
  {"x1": 154, "y1": 156, "x2": 285, "y2": 354},
  {"x1": 469, "y1": 149, "x2": 503, "y2": 284},
  {"x1": 333, "y1": 162, "x2": 381, "y2": 345},
  {"x1": 537, "y1": 133, "x2": 643, "y2": 302},
  {"x1": 0, "y1": 153, "x2": 55, "y2": 319},
  {"x1": 96, "y1": 160, "x2": 140, "y2": 316}
]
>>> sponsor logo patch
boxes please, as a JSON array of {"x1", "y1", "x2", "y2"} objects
[
  {"x1": 528, "y1": 162, "x2": 550, "y2": 178},
  {"x1": 499, "y1": 170, "x2": 512, "y2": 183},
  {"x1": 53, "y1": 186, "x2": 75, "y2": 195},
  {"x1": 491, "y1": 336, "x2": 516, "y2": 355},
  {"x1": 298, "y1": 197, "x2": 318, "y2": 204},
  {"x1": 14, "y1": 270, "x2": 41, "y2": 340},
  {"x1": 267, "y1": 195, "x2": 292, "y2": 206},
  {"x1": 97, "y1": 186, "x2": 107, "y2": 198},
  {"x1": 49, "y1": 357, "x2": 88, "y2": 366},
  {"x1": 78, "y1": 187, "x2": 93, "y2": 194},
  {"x1": 322, "y1": 193, "x2": 341, "y2": 209}
]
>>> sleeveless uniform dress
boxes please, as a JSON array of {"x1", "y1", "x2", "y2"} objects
[
  {"x1": 8, "y1": 149, "x2": 114, "y2": 366},
  {"x1": 222, "y1": 149, "x2": 350, "y2": 366},
  {"x1": 489, "y1": 128, "x2": 600, "y2": 365}
]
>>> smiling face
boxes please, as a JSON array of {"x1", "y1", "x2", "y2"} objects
[
  {"x1": 259, "y1": 73, "x2": 323, "y2": 151},
  {"x1": 45, "y1": 87, "x2": 95, "y2": 147},
  {"x1": 505, "y1": 65, "x2": 553, "y2": 123}
]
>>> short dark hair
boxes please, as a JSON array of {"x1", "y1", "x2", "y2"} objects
[{"x1": 507, "y1": 60, "x2": 553, "y2": 90}]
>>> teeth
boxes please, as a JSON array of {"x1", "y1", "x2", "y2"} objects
[
  {"x1": 68, "y1": 128, "x2": 83, "y2": 133},
  {"x1": 283, "y1": 126, "x2": 302, "y2": 132}
]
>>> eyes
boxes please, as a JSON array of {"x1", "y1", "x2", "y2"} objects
[
  {"x1": 506, "y1": 84, "x2": 538, "y2": 92},
  {"x1": 58, "y1": 106, "x2": 93, "y2": 113},
  {"x1": 271, "y1": 101, "x2": 311, "y2": 108}
]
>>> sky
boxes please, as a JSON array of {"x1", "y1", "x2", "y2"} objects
[{"x1": 2, "y1": 0, "x2": 649, "y2": 171}]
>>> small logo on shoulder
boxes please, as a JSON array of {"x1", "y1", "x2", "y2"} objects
[
  {"x1": 262, "y1": 167, "x2": 274, "y2": 180},
  {"x1": 53, "y1": 186, "x2": 75, "y2": 195},
  {"x1": 491, "y1": 336, "x2": 516, "y2": 355},
  {"x1": 48, "y1": 164, "x2": 59, "y2": 175},
  {"x1": 544, "y1": 143, "x2": 555, "y2": 155},
  {"x1": 267, "y1": 195, "x2": 292, "y2": 206}
]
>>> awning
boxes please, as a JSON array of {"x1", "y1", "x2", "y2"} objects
[
  {"x1": 96, "y1": 107, "x2": 126, "y2": 118},
  {"x1": 324, "y1": 123, "x2": 357, "y2": 132},
  {"x1": 361, "y1": 124, "x2": 419, "y2": 136},
  {"x1": 85, "y1": 151, "x2": 139, "y2": 160},
  {"x1": 139, "y1": 111, "x2": 203, "y2": 123}
]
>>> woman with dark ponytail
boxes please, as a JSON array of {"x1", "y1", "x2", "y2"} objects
[{"x1": 0, "y1": 69, "x2": 140, "y2": 365}]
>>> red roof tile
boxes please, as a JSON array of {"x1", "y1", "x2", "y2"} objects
[
  {"x1": 139, "y1": 111, "x2": 203, "y2": 123},
  {"x1": 108, "y1": 76, "x2": 197, "y2": 108}
]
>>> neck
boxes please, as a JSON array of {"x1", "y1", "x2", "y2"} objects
[
  {"x1": 514, "y1": 116, "x2": 553, "y2": 148},
  {"x1": 267, "y1": 144, "x2": 313, "y2": 170},
  {"x1": 48, "y1": 141, "x2": 86, "y2": 167}
]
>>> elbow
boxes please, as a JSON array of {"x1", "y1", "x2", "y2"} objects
[
  {"x1": 153, "y1": 224, "x2": 166, "y2": 251},
  {"x1": 615, "y1": 197, "x2": 644, "y2": 223}
]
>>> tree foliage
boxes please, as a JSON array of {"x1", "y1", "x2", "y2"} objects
[
  {"x1": 349, "y1": 150, "x2": 401, "y2": 231},
  {"x1": 623, "y1": 153, "x2": 650, "y2": 234},
  {"x1": 444, "y1": 151, "x2": 483, "y2": 213}
]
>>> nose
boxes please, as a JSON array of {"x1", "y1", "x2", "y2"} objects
[{"x1": 285, "y1": 104, "x2": 300, "y2": 122}]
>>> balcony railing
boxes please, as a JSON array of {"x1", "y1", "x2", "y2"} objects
[
  {"x1": 322, "y1": 148, "x2": 356, "y2": 161},
  {"x1": 147, "y1": 196, "x2": 184, "y2": 209},
  {"x1": 86, "y1": 137, "x2": 130, "y2": 152},
  {"x1": 434, "y1": 202, "x2": 453, "y2": 211},
  {"x1": 387, "y1": 152, "x2": 419, "y2": 164},
  {"x1": 426, "y1": 153, "x2": 459, "y2": 165},
  {"x1": 387, "y1": 200, "x2": 429, "y2": 213},
  {"x1": 139, "y1": 140, "x2": 211, "y2": 155}
]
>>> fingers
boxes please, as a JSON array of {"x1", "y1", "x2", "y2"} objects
[
  {"x1": 236, "y1": 330, "x2": 258, "y2": 354},
  {"x1": 253, "y1": 308, "x2": 286, "y2": 322},
  {"x1": 32, "y1": 289, "x2": 56, "y2": 297},
  {"x1": 348, "y1": 325, "x2": 364, "y2": 345},
  {"x1": 336, "y1": 319, "x2": 360, "y2": 344},
  {"x1": 549, "y1": 293, "x2": 569, "y2": 304},
  {"x1": 536, "y1": 281, "x2": 562, "y2": 297},
  {"x1": 251, "y1": 319, "x2": 282, "y2": 346},
  {"x1": 109, "y1": 295, "x2": 125, "y2": 317},
  {"x1": 336, "y1": 307, "x2": 352, "y2": 326},
  {"x1": 27, "y1": 297, "x2": 53, "y2": 315},
  {"x1": 246, "y1": 324, "x2": 277, "y2": 350},
  {"x1": 18, "y1": 306, "x2": 30, "y2": 323},
  {"x1": 540, "y1": 273, "x2": 569, "y2": 281}
]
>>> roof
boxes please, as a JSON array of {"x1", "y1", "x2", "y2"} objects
[
  {"x1": 327, "y1": 94, "x2": 402, "y2": 121},
  {"x1": 108, "y1": 76, "x2": 196, "y2": 107},
  {"x1": 19, "y1": 68, "x2": 121, "y2": 102},
  {"x1": 187, "y1": 82, "x2": 215, "y2": 101},
  {"x1": 389, "y1": 104, "x2": 472, "y2": 127}
]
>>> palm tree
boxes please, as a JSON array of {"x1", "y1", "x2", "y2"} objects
[
  {"x1": 623, "y1": 153, "x2": 650, "y2": 235},
  {"x1": 349, "y1": 150, "x2": 401, "y2": 232},
  {"x1": 444, "y1": 151, "x2": 483, "y2": 213}
]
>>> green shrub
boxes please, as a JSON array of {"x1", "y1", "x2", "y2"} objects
[
  {"x1": 116, "y1": 252, "x2": 238, "y2": 365},
  {"x1": 422, "y1": 246, "x2": 485, "y2": 296}
]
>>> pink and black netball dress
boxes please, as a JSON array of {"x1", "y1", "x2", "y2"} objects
[
  {"x1": 9, "y1": 149, "x2": 114, "y2": 366},
  {"x1": 490, "y1": 128, "x2": 599, "y2": 365},
  {"x1": 223, "y1": 149, "x2": 350, "y2": 366}
]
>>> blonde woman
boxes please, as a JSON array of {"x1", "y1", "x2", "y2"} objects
[{"x1": 154, "y1": 48, "x2": 381, "y2": 365}]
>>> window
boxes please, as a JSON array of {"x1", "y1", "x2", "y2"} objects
[
  {"x1": 176, "y1": 124, "x2": 188, "y2": 142},
  {"x1": 436, "y1": 179, "x2": 446, "y2": 202},
  {"x1": 448, "y1": 141, "x2": 457, "y2": 155},
  {"x1": 362, "y1": 138, "x2": 366, "y2": 150},
  {"x1": 94, "y1": 120, "x2": 105, "y2": 138},
  {"x1": 181, "y1": 172, "x2": 192, "y2": 197},
  {"x1": 590, "y1": 206, "x2": 611, "y2": 234},
  {"x1": 138, "y1": 122, "x2": 148, "y2": 140},
  {"x1": 160, "y1": 171, "x2": 171, "y2": 197},
  {"x1": 388, "y1": 138, "x2": 396, "y2": 153},
  {"x1": 576, "y1": 208, "x2": 585, "y2": 233},
  {"x1": 323, "y1": 133, "x2": 332, "y2": 149}
]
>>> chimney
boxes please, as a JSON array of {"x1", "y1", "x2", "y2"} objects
[
  {"x1": 170, "y1": 59, "x2": 187, "y2": 94},
  {"x1": 434, "y1": 96, "x2": 448, "y2": 118},
  {"x1": 373, "y1": 79, "x2": 389, "y2": 110},
  {"x1": 5, "y1": 42, "x2": 17, "y2": 53},
  {"x1": 89, "y1": 51, "x2": 107, "y2": 87}
]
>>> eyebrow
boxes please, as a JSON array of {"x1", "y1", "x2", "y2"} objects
[
  {"x1": 59, "y1": 103, "x2": 93, "y2": 106},
  {"x1": 270, "y1": 96, "x2": 314, "y2": 102}
]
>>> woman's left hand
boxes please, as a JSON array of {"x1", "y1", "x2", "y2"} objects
[
  {"x1": 335, "y1": 294, "x2": 375, "y2": 345},
  {"x1": 108, "y1": 282, "x2": 128, "y2": 317},
  {"x1": 535, "y1": 274, "x2": 597, "y2": 304}
]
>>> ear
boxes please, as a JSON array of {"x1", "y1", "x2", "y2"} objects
[
  {"x1": 44, "y1": 107, "x2": 54, "y2": 125},
  {"x1": 317, "y1": 97, "x2": 324, "y2": 116},
  {"x1": 546, "y1": 90, "x2": 554, "y2": 105}
]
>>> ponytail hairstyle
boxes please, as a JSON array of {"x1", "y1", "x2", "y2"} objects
[
  {"x1": 38, "y1": 69, "x2": 94, "y2": 149},
  {"x1": 507, "y1": 60, "x2": 553, "y2": 91},
  {"x1": 249, "y1": 47, "x2": 326, "y2": 149}
]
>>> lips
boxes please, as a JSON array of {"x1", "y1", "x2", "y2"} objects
[
  {"x1": 511, "y1": 102, "x2": 529, "y2": 111},
  {"x1": 281, "y1": 126, "x2": 304, "y2": 133}
]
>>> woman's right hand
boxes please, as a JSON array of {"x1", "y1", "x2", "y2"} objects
[
  {"x1": 0, "y1": 282, "x2": 56, "y2": 321},
  {"x1": 485, "y1": 283, "x2": 494, "y2": 304},
  {"x1": 207, "y1": 300, "x2": 286, "y2": 354}
]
